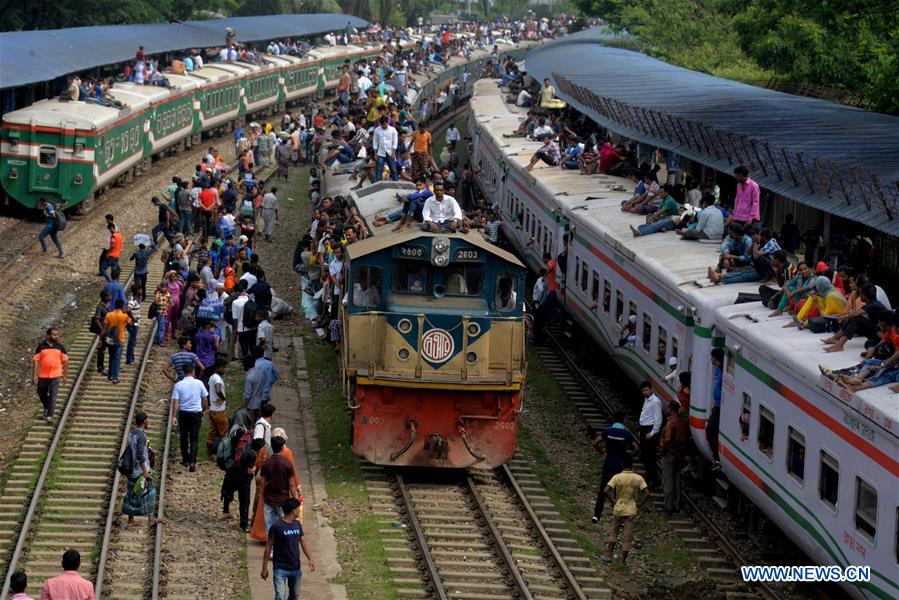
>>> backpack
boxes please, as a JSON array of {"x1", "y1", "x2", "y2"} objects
[
  {"x1": 242, "y1": 297, "x2": 257, "y2": 327},
  {"x1": 147, "y1": 301, "x2": 159, "y2": 320},
  {"x1": 223, "y1": 294, "x2": 237, "y2": 325},
  {"x1": 117, "y1": 431, "x2": 135, "y2": 475},
  {"x1": 216, "y1": 425, "x2": 246, "y2": 471},
  {"x1": 55, "y1": 211, "x2": 67, "y2": 231}
]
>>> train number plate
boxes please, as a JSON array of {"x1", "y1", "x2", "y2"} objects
[
  {"x1": 454, "y1": 248, "x2": 480, "y2": 262},
  {"x1": 398, "y1": 244, "x2": 426, "y2": 259}
]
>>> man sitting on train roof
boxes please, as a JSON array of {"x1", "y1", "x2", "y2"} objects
[
  {"x1": 677, "y1": 194, "x2": 724, "y2": 241},
  {"x1": 421, "y1": 181, "x2": 464, "y2": 233},
  {"x1": 629, "y1": 184, "x2": 682, "y2": 238},
  {"x1": 525, "y1": 136, "x2": 561, "y2": 171},
  {"x1": 821, "y1": 311, "x2": 899, "y2": 392},
  {"x1": 708, "y1": 226, "x2": 780, "y2": 285}
]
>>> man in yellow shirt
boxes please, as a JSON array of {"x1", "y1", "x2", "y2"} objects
[
  {"x1": 601, "y1": 454, "x2": 650, "y2": 565},
  {"x1": 410, "y1": 123, "x2": 432, "y2": 180},
  {"x1": 104, "y1": 299, "x2": 133, "y2": 384}
]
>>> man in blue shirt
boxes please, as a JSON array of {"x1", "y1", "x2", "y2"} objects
[
  {"x1": 252, "y1": 345, "x2": 279, "y2": 403},
  {"x1": 164, "y1": 337, "x2": 205, "y2": 382},
  {"x1": 102, "y1": 271, "x2": 127, "y2": 309},
  {"x1": 38, "y1": 199, "x2": 64, "y2": 258},
  {"x1": 262, "y1": 497, "x2": 315, "y2": 599},
  {"x1": 707, "y1": 348, "x2": 725, "y2": 471},
  {"x1": 592, "y1": 411, "x2": 639, "y2": 523}
]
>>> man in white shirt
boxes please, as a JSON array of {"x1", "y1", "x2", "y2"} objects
[
  {"x1": 372, "y1": 116, "x2": 399, "y2": 182},
  {"x1": 530, "y1": 117, "x2": 553, "y2": 141},
  {"x1": 516, "y1": 88, "x2": 532, "y2": 107},
  {"x1": 171, "y1": 362, "x2": 208, "y2": 471},
  {"x1": 637, "y1": 381, "x2": 663, "y2": 488},
  {"x1": 357, "y1": 71, "x2": 372, "y2": 100},
  {"x1": 232, "y1": 283, "x2": 254, "y2": 359},
  {"x1": 255, "y1": 310, "x2": 275, "y2": 360},
  {"x1": 445, "y1": 125, "x2": 460, "y2": 150},
  {"x1": 206, "y1": 356, "x2": 227, "y2": 457},
  {"x1": 421, "y1": 181, "x2": 463, "y2": 233}
]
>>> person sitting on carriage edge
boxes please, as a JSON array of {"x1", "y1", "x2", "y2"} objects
[{"x1": 421, "y1": 181, "x2": 463, "y2": 233}]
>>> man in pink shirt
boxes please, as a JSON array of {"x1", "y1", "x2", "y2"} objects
[
  {"x1": 731, "y1": 165, "x2": 760, "y2": 224},
  {"x1": 40, "y1": 550, "x2": 94, "y2": 600}
]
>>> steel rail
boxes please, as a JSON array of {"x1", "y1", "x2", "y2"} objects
[
  {"x1": 392, "y1": 471, "x2": 450, "y2": 600},
  {"x1": 150, "y1": 374, "x2": 176, "y2": 600}
]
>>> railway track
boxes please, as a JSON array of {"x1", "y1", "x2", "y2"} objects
[
  {"x1": 0, "y1": 255, "x2": 165, "y2": 598},
  {"x1": 536, "y1": 322, "x2": 780, "y2": 600},
  {"x1": 365, "y1": 462, "x2": 610, "y2": 600}
]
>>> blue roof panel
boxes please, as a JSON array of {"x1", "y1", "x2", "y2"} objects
[
  {"x1": 0, "y1": 14, "x2": 368, "y2": 90},
  {"x1": 524, "y1": 29, "x2": 899, "y2": 235}
]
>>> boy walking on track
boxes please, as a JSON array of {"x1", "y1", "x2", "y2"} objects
[
  {"x1": 601, "y1": 454, "x2": 650, "y2": 566},
  {"x1": 261, "y1": 498, "x2": 315, "y2": 600}
]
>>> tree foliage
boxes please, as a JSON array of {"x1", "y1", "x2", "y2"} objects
[{"x1": 575, "y1": 0, "x2": 899, "y2": 114}]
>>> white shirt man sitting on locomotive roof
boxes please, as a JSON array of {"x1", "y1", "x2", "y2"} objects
[{"x1": 421, "y1": 181, "x2": 464, "y2": 233}]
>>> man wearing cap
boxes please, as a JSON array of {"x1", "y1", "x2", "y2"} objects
[{"x1": 261, "y1": 496, "x2": 315, "y2": 599}]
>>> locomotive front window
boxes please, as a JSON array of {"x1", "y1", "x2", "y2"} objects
[
  {"x1": 445, "y1": 267, "x2": 482, "y2": 296},
  {"x1": 352, "y1": 266, "x2": 382, "y2": 308},
  {"x1": 495, "y1": 274, "x2": 518, "y2": 312},
  {"x1": 38, "y1": 147, "x2": 57, "y2": 167},
  {"x1": 393, "y1": 264, "x2": 430, "y2": 294}
]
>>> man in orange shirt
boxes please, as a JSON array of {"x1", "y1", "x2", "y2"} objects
[
  {"x1": 41, "y1": 549, "x2": 95, "y2": 600},
  {"x1": 104, "y1": 299, "x2": 132, "y2": 384},
  {"x1": 101, "y1": 223, "x2": 123, "y2": 282},
  {"x1": 33, "y1": 327, "x2": 69, "y2": 422},
  {"x1": 410, "y1": 122, "x2": 432, "y2": 180}
]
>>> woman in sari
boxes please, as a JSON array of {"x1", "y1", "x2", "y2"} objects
[{"x1": 789, "y1": 276, "x2": 847, "y2": 329}]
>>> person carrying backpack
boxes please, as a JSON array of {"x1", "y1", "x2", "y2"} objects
[
  {"x1": 38, "y1": 198, "x2": 65, "y2": 258},
  {"x1": 220, "y1": 424, "x2": 264, "y2": 531}
]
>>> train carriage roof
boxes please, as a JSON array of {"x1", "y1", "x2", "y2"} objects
[
  {"x1": 0, "y1": 13, "x2": 368, "y2": 90},
  {"x1": 1, "y1": 98, "x2": 123, "y2": 130}
]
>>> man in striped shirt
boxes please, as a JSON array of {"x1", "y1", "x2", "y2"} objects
[
  {"x1": 33, "y1": 328, "x2": 68, "y2": 422},
  {"x1": 163, "y1": 336, "x2": 205, "y2": 383}
]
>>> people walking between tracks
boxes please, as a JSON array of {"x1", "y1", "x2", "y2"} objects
[
  {"x1": 123, "y1": 411, "x2": 166, "y2": 527},
  {"x1": 37, "y1": 198, "x2": 64, "y2": 258},
  {"x1": 91, "y1": 290, "x2": 111, "y2": 376},
  {"x1": 637, "y1": 381, "x2": 663, "y2": 489},
  {"x1": 262, "y1": 187, "x2": 280, "y2": 242},
  {"x1": 592, "y1": 410, "x2": 639, "y2": 524},
  {"x1": 101, "y1": 222, "x2": 123, "y2": 282},
  {"x1": 261, "y1": 498, "x2": 316, "y2": 600},
  {"x1": 103, "y1": 298, "x2": 132, "y2": 384},
  {"x1": 33, "y1": 327, "x2": 68, "y2": 423},
  {"x1": 600, "y1": 454, "x2": 649, "y2": 566},
  {"x1": 152, "y1": 281, "x2": 172, "y2": 346},
  {"x1": 206, "y1": 356, "x2": 229, "y2": 457},
  {"x1": 9, "y1": 570, "x2": 32, "y2": 600},
  {"x1": 164, "y1": 336, "x2": 205, "y2": 383},
  {"x1": 171, "y1": 362, "x2": 208, "y2": 472},
  {"x1": 125, "y1": 283, "x2": 142, "y2": 365},
  {"x1": 659, "y1": 400, "x2": 689, "y2": 515},
  {"x1": 130, "y1": 243, "x2": 153, "y2": 301},
  {"x1": 97, "y1": 213, "x2": 115, "y2": 277},
  {"x1": 258, "y1": 435, "x2": 299, "y2": 534},
  {"x1": 41, "y1": 549, "x2": 95, "y2": 600}
]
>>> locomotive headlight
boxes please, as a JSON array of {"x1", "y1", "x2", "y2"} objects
[
  {"x1": 397, "y1": 348, "x2": 410, "y2": 361},
  {"x1": 467, "y1": 323, "x2": 480, "y2": 337},
  {"x1": 433, "y1": 237, "x2": 449, "y2": 253},
  {"x1": 432, "y1": 236, "x2": 450, "y2": 267},
  {"x1": 397, "y1": 318, "x2": 413, "y2": 334},
  {"x1": 466, "y1": 352, "x2": 477, "y2": 364},
  {"x1": 433, "y1": 253, "x2": 449, "y2": 267}
]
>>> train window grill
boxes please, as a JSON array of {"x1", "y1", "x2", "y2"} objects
[
  {"x1": 38, "y1": 146, "x2": 57, "y2": 167},
  {"x1": 603, "y1": 280, "x2": 611, "y2": 313},
  {"x1": 591, "y1": 272, "x2": 600, "y2": 307},
  {"x1": 641, "y1": 312, "x2": 652, "y2": 353},
  {"x1": 580, "y1": 260, "x2": 588, "y2": 293},
  {"x1": 819, "y1": 452, "x2": 839, "y2": 510},
  {"x1": 351, "y1": 266, "x2": 382, "y2": 308},
  {"x1": 657, "y1": 327, "x2": 668, "y2": 365},
  {"x1": 393, "y1": 264, "x2": 430, "y2": 293},
  {"x1": 757, "y1": 405, "x2": 775, "y2": 459},
  {"x1": 855, "y1": 478, "x2": 877, "y2": 539},
  {"x1": 445, "y1": 266, "x2": 483, "y2": 296},
  {"x1": 787, "y1": 427, "x2": 805, "y2": 483},
  {"x1": 740, "y1": 393, "x2": 751, "y2": 441}
]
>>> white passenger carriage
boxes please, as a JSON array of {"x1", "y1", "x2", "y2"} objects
[{"x1": 470, "y1": 78, "x2": 898, "y2": 600}]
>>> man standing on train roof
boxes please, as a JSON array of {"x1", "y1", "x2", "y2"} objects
[
  {"x1": 37, "y1": 199, "x2": 64, "y2": 258},
  {"x1": 421, "y1": 181, "x2": 463, "y2": 233},
  {"x1": 592, "y1": 410, "x2": 639, "y2": 524},
  {"x1": 637, "y1": 381, "x2": 663, "y2": 489},
  {"x1": 373, "y1": 115, "x2": 399, "y2": 182},
  {"x1": 730, "y1": 165, "x2": 760, "y2": 225}
]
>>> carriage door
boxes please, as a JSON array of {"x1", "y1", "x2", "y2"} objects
[{"x1": 58, "y1": 123, "x2": 77, "y2": 205}]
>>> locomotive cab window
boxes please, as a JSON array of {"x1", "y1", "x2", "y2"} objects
[
  {"x1": 495, "y1": 274, "x2": 518, "y2": 312},
  {"x1": 757, "y1": 405, "x2": 774, "y2": 459},
  {"x1": 787, "y1": 427, "x2": 805, "y2": 482},
  {"x1": 819, "y1": 452, "x2": 839, "y2": 510},
  {"x1": 352, "y1": 266, "x2": 382, "y2": 308},
  {"x1": 393, "y1": 264, "x2": 430, "y2": 293},
  {"x1": 38, "y1": 146, "x2": 57, "y2": 167},
  {"x1": 855, "y1": 478, "x2": 877, "y2": 539},
  {"x1": 445, "y1": 266, "x2": 482, "y2": 296}
]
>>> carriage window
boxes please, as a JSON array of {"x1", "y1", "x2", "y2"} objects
[
  {"x1": 757, "y1": 405, "x2": 774, "y2": 459},
  {"x1": 38, "y1": 147, "x2": 57, "y2": 167},
  {"x1": 591, "y1": 272, "x2": 599, "y2": 306},
  {"x1": 819, "y1": 452, "x2": 839, "y2": 510},
  {"x1": 855, "y1": 478, "x2": 877, "y2": 539},
  {"x1": 603, "y1": 281, "x2": 611, "y2": 313},
  {"x1": 580, "y1": 260, "x2": 588, "y2": 292},
  {"x1": 740, "y1": 392, "x2": 751, "y2": 441},
  {"x1": 671, "y1": 336, "x2": 679, "y2": 359},
  {"x1": 787, "y1": 427, "x2": 805, "y2": 482},
  {"x1": 615, "y1": 291, "x2": 624, "y2": 320},
  {"x1": 726, "y1": 349, "x2": 737, "y2": 376},
  {"x1": 574, "y1": 256, "x2": 580, "y2": 287},
  {"x1": 352, "y1": 266, "x2": 382, "y2": 308},
  {"x1": 657, "y1": 327, "x2": 668, "y2": 365},
  {"x1": 642, "y1": 312, "x2": 651, "y2": 353},
  {"x1": 495, "y1": 274, "x2": 518, "y2": 312},
  {"x1": 393, "y1": 264, "x2": 430, "y2": 293},
  {"x1": 445, "y1": 266, "x2": 482, "y2": 296}
]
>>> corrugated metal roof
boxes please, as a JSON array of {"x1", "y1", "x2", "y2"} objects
[
  {"x1": 524, "y1": 29, "x2": 899, "y2": 236},
  {"x1": 0, "y1": 13, "x2": 368, "y2": 90}
]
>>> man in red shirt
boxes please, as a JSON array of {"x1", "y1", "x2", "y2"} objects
[
  {"x1": 32, "y1": 327, "x2": 68, "y2": 422},
  {"x1": 198, "y1": 186, "x2": 218, "y2": 237},
  {"x1": 101, "y1": 223, "x2": 123, "y2": 282},
  {"x1": 41, "y1": 549, "x2": 94, "y2": 600}
]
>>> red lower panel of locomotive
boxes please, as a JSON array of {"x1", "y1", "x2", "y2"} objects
[{"x1": 351, "y1": 385, "x2": 520, "y2": 468}]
